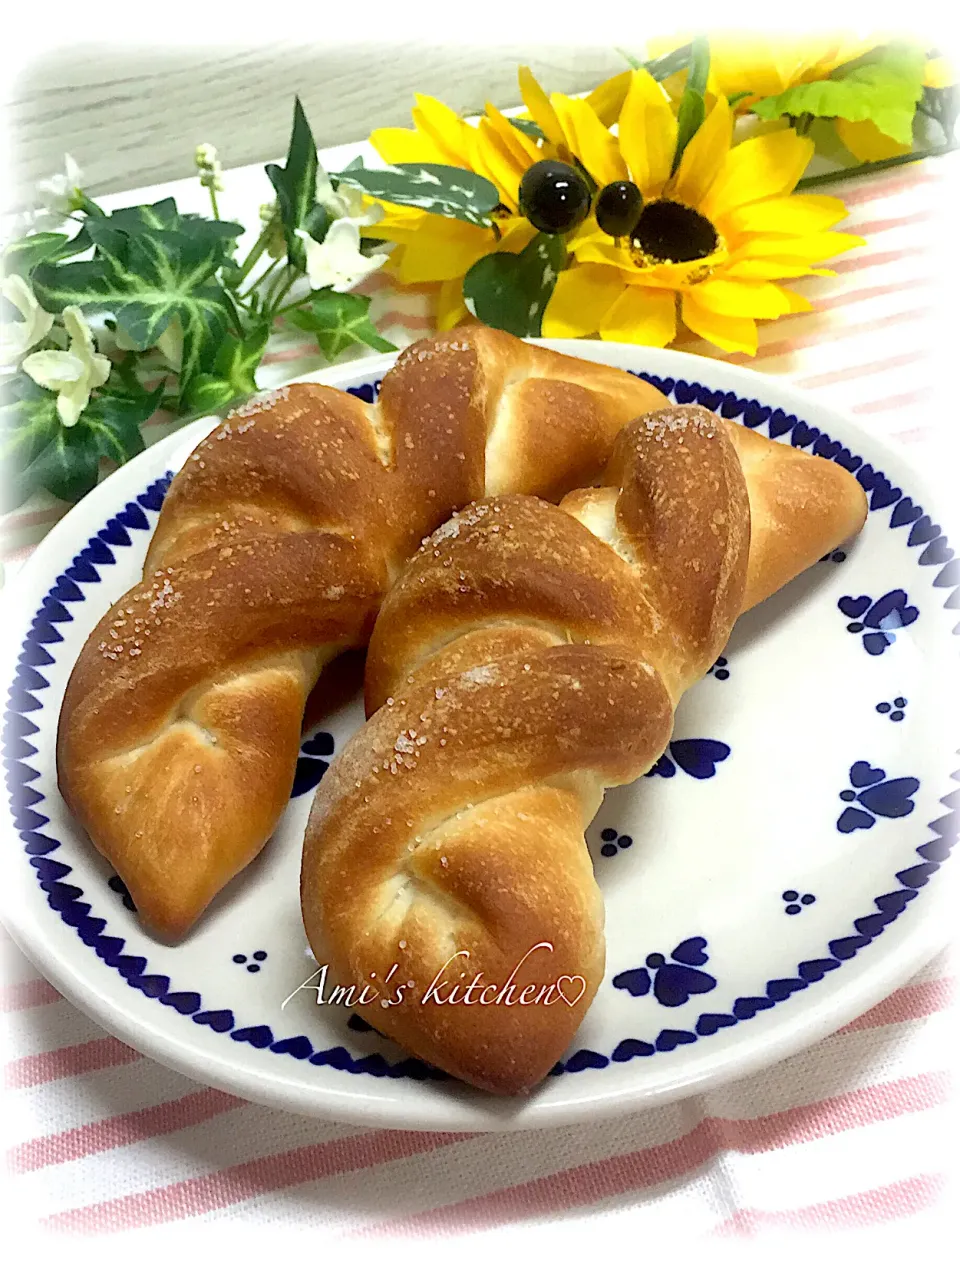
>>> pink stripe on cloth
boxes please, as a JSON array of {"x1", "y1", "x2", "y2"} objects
[
  {"x1": 793, "y1": 350, "x2": 927, "y2": 390},
  {"x1": 851, "y1": 387, "x2": 931, "y2": 415},
  {"x1": 5, "y1": 1037, "x2": 142, "y2": 1089},
  {"x1": 41, "y1": 1130, "x2": 475, "y2": 1234},
  {"x1": 811, "y1": 276, "x2": 933, "y2": 314},
  {"x1": 713, "y1": 1173, "x2": 946, "y2": 1236},
  {"x1": 352, "y1": 1073, "x2": 948, "y2": 1239},
  {"x1": 839, "y1": 170, "x2": 944, "y2": 207},
  {"x1": 830, "y1": 245, "x2": 925, "y2": 275},
  {"x1": 0, "y1": 978, "x2": 63, "y2": 1012},
  {"x1": 844, "y1": 209, "x2": 934, "y2": 238},
  {"x1": 8, "y1": 1088, "x2": 248, "y2": 1174},
  {"x1": 836, "y1": 978, "x2": 955, "y2": 1035}
]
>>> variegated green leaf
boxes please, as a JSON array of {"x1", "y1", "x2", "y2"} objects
[
  {"x1": 462, "y1": 232, "x2": 565, "y2": 337},
  {"x1": 334, "y1": 163, "x2": 499, "y2": 227},
  {"x1": 183, "y1": 323, "x2": 270, "y2": 413},
  {"x1": 266, "y1": 97, "x2": 325, "y2": 269},
  {"x1": 286, "y1": 290, "x2": 397, "y2": 359},
  {"x1": 2, "y1": 227, "x2": 92, "y2": 278}
]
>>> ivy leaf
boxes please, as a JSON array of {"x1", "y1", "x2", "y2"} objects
[
  {"x1": 2, "y1": 227, "x2": 92, "y2": 278},
  {"x1": 333, "y1": 163, "x2": 499, "y2": 227},
  {"x1": 1, "y1": 376, "x2": 162, "y2": 509},
  {"x1": 672, "y1": 36, "x2": 710, "y2": 173},
  {"x1": 462, "y1": 232, "x2": 565, "y2": 338},
  {"x1": 286, "y1": 290, "x2": 397, "y2": 359},
  {"x1": 265, "y1": 97, "x2": 323, "y2": 270},
  {"x1": 509, "y1": 117, "x2": 547, "y2": 141},
  {"x1": 753, "y1": 43, "x2": 926, "y2": 146},
  {"x1": 182, "y1": 323, "x2": 271, "y2": 413},
  {"x1": 32, "y1": 229, "x2": 233, "y2": 392}
]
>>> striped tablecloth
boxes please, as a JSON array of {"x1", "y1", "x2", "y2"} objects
[{"x1": 1, "y1": 154, "x2": 956, "y2": 1244}]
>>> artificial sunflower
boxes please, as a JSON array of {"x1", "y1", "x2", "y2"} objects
[{"x1": 541, "y1": 69, "x2": 865, "y2": 355}]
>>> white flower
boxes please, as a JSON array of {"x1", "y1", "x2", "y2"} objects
[
  {"x1": 195, "y1": 142, "x2": 224, "y2": 192},
  {"x1": 155, "y1": 316, "x2": 183, "y2": 370},
  {"x1": 295, "y1": 220, "x2": 388, "y2": 293},
  {"x1": 316, "y1": 162, "x2": 383, "y2": 227},
  {"x1": 36, "y1": 154, "x2": 84, "y2": 216},
  {"x1": 22, "y1": 305, "x2": 110, "y2": 427},
  {"x1": 0, "y1": 275, "x2": 54, "y2": 366}
]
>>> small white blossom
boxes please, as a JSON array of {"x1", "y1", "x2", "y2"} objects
[
  {"x1": 195, "y1": 142, "x2": 224, "y2": 192},
  {"x1": 295, "y1": 220, "x2": 388, "y2": 293},
  {"x1": 22, "y1": 305, "x2": 110, "y2": 427},
  {"x1": 259, "y1": 201, "x2": 287, "y2": 260},
  {"x1": 0, "y1": 275, "x2": 54, "y2": 366},
  {"x1": 316, "y1": 162, "x2": 383, "y2": 226},
  {"x1": 36, "y1": 154, "x2": 84, "y2": 216}
]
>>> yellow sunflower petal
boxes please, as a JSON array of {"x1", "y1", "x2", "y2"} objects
[
  {"x1": 518, "y1": 66, "x2": 566, "y2": 148},
  {"x1": 368, "y1": 127, "x2": 446, "y2": 165},
  {"x1": 599, "y1": 285, "x2": 677, "y2": 347},
  {"x1": 720, "y1": 194, "x2": 853, "y2": 237},
  {"x1": 835, "y1": 118, "x2": 913, "y2": 163},
  {"x1": 585, "y1": 71, "x2": 633, "y2": 127},
  {"x1": 542, "y1": 263, "x2": 627, "y2": 339},
  {"x1": 925, "y1": 56, "x2": 955, "y2": 90},
  {"x1": 681, "y1": 293, "x2": 758, "y2": 355},
  {"x1": 393, "y1": 221, "x2": 494, "y2": 285},
  {"x1": 483, "y1": 101, "x2": 543, "y2": 170},
  {"x1": 412, "y1": 94, "x2": 473, "y2": 167},
  {"x1": 668, "y1": 95, "x2": 733, "y2": 210},
  {"x1": 618, "y1": 70, "x2": 677, "y2": 196},
  {"x1": 700, "y1": 131, "x2": 815, "y2": 223},
  {"x1": 724, "y1": 258, "x2": 837, "y2": 281},
  {"x1": 495, "y1": 219, "x2": 539, "y2": 254},
  {"x1": 686, "y1": 278, "x2": 804, "y2": 319},
  {"x1": 436, "y1": 277, "x2": 470, "y2": 330},
  {"x1": 475, "y1": 119, "x2": 528, "y2": 208},
  {"x1": 728, "y1": 230, "x2": 865, "y2": 263},
  {"x1": 550, "y1": 95, "x2": 627, "y2": 187}
]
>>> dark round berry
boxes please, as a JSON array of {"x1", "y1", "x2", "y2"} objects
[
  {"x1": 233, "y1": 954, "x2": 246, "y2": 964},
  {"x1": 839, "y1": 790, "x2": 857, "y2": 802},
  {"x1": 876, "y1": 702, "x2": 891, "y2": 713},
  {"x1": 601, "y1": 828, "x2": 618, "y2": 841},
  {"x1": 600, "y1": 843, "x2": 618, "y2": 857},
  {"x1": 519, "y1": 160, "x2": 591, "y2": 234},
  {"x1": 801, "y1": 894, "x2": 816, "y2": 905},
  {"x1": 595, "y1": 180, "x2": 643, "y2": 238},
  {"x1": 617, "y1": 834, "x2": 633, "y2": 849},
  {"x1": 785, "y1": 904, "x2": 801, "y2": 915},
  {"x1": 645, "y1": 952, "x2": 665, "y2": 968},
  {"x1": 253, "y1": 950, "x2": 267, "y2": 961},
  {"x1": 894, "y1": 697, "x2": 907, "y2": 708}
]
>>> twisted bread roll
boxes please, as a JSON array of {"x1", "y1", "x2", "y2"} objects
[
  {"x1": 302, "y1": 405, "x2": 867, "y2": 1094},
  {"x1": 57, "y1": 327, "x2": 668, "y2": 939}
]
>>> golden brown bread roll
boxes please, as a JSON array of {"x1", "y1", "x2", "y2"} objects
[
  {"x1": 57, "y1": 327, "x2": 668, "y2": 939},
  {"x1": 301, "y1": 405, "x2": 868, "y2": 1094}
]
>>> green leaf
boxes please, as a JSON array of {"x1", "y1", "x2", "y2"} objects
[
  {"x1": 182, "y1": 323, "x2": 270, "y2": 413},
  {"x1": 672, "y1": 36, "x2": 710, "y2": 174},
  {"x1": 509, "y1": 117, "x2": 547, "y2": 141},
  {"x1": 462, "y1": 232, "x2": 565, "y2": 338},
  {"x1": 1, "y1": 376, "x2": 162, "y2": 509},
  {"x1": 753, "y1": 43, "x2": 926, "y2": 146},
  {"x1": 286, "y1": 290, "x2": 397, "y2": 359},
  {"x1": 32, "y1": 228, "x2": 233, "y2": 391},
  {"x1": 644, "y1": 43, "x2": 693, "y2": 81},
  {"x1": 2, "y1": 226, "x2": 93, "y2": 279},
  {"x1": 86, "y1": 200, "x2": 243, "y2": 268},
  {"x1": 333, "y1": 163, "x2": 499, "y2": 227},
  {"x1": 265, "y1": 97, "x2": 319, "y2": 270}
]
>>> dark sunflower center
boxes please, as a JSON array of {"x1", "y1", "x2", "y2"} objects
[{"x1": 629, "y1": 200, "x2": 718, "y2": 265}]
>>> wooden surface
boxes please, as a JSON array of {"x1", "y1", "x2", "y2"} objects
[{"x1": 5, "y1": 43, "x2": 626, "y2": 209}]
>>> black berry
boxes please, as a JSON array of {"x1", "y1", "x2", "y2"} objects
[
  {"x1": 519, "y1": 160, "x2": 591, "y2": 234},
  {"x1": 595, "y1": 181, "x2": 644, "y2": 238}
]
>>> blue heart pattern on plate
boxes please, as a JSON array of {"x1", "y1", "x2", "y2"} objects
[
  {"x1": 647, "y1": 738, "x2": 731, "y2": 780},
  {"x1": 612, "y1": 937, "x2": 718, "y2": 1008},
  {"x1": 838, "y1": 760, "x2": 919, "y2": 832},
  {"x1": 838, "y1": 589, "x2": 919, "y2": 655}
]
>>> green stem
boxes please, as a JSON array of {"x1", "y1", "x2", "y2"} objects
[
  {"x1": 795, "y1": 143, "x2": 958, "y2": 189},
  {"x1": 263, "y1": 264, "x2": 298, "y2": 315},
  {"x1": 208, "y1": 186, "x2": 221, "y2": 220},
  {"x1": 73, "y1": 193, "x2": 107, "y2": 219},
  {"x1": 235, "y1": 222, "x2": 275, "y2": 282},
  {"x1": 239, "y1": 260, "x2": 281, "y2": 303}
]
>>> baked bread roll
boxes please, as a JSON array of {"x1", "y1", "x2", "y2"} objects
[
  {"x1": 57, "y1": 328, "x2": 668, "y2": 939},
  {"x1": 301, "y1": 405, "x2": 868, "y2": 1094}
]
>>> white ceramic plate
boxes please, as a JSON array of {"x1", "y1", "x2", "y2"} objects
[{"x1": 2, "y1": 340, "x2": 955, "y2": 1131}]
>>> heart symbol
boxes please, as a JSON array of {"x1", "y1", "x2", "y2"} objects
[
  {"x1": 670, "y1": 738, "x2": 730, "y2": 780},
  {"x1": 670, "y1": 936, "x2": 709, "y2": 966},
  {"x1": 863, "y1": 632, "x2": 892, "y2": 655},
  {"x1": 612, "y1": 967, "x2": 651, "y2": 998},
  {"x1": 874, "y1": 890, "x2": 917, "y2": 914},
  {"x1": 813, "y1": 435, "x2": 839, "y2": 461},
  {"x1": 117, "y1": 501, "x2": 150, "y2": 531},
  {"x1": 675, "y1": 379, "x2": 696, "y2": 403},
  {"x1": 837, "y1": 806, "x2": 875, "y2": 833},
  {"x1": 699, "y1": 389, "x2": 723, "y2": 412},
  {"x1": 720, "y1": 392, "x2": 747, "y2": 420},
  {"x1": 115, "y1": 955, "x2": 147, "y2": 980},
  {"x1": 27, "y1": 621, "x2": 63, "y2": 646},
  {"x1": 61, "y1": 903, "x2": 92, "y2": 927},
  {"x1": 869, "y1": 478, "x2": 902, "y2": 511},
  {"x1": 67, "y1": 557, "x2": 101, "y2": 584},
  {"x1": 768, "y1": 409, "x2": 795, "y2": 438},
  {"x1": 565, "y1": 1049, "x2": 609, "y2": 1072},
  {"x1": 160, "y1": 990, "x2": 202, "y2": 1014},
  {"x1": 935, "y1": 560, "x2": 960, "y2": 589},
  {"x1": 850, "y1": 760, "x2": 886, "y2": 788},
  {"x1": 908, "y1": 516, "x2": 940, "y2": 546},
  {"x1": 798, "y1": 958, "x2": 840, "y2": 983},
  {"x1": 890, "y1": 497, "x2": 923, "y2": 528},
  {"x1": 653, "y1": 963, "x2": 717, "y2": 1007},
  {"x1": 269, "y1": 1035, "x2": 314, "y2": 1059},
  {"x1": 865, "y1": 590, "x2": 917, "y2": 629},
  {"x1": 791, "y1": 422, "x2": 819, "y2": 449},
  {"x1": 920, "y1": 536, "x2": 955, "y2": 566},
  {"x1": 917, "y1": 837, "x2": 950, "y2": 863},
  {"x1": 766, "y1": 978, "x2": 807, "y2": 1001},
  {"x1": 646, "y1": 753, "x2": 676, "y2": 779},
  {"x1": 833, "y1": 448, "x2": 862, "y2": 473},
  {"x1": 897, "y1": 862, "x2": 940, "y2": 888},
  {"x1": 743, "y1": 400, "x2": 770, "y2": 429},
  {"x1": 612, "y1": 1038, "x2": 656, "y2": 1061},
  {"x1": 733, "y1": 995, "x2": 774, "y2": 1019},
  {"x1": 354, "y1": 1053, "x2": 390, "y2": 1077},
  {"x1": 193, "y1": 1009, "x2": 235, "y2": 1033},
  {"x1": 94, "y1": 936, "x2": 124, "y2": 963},
  {"x1": 300, "y1": 731, "x2": 335, "y2": 757},
  {"x1": 84, "y1": 537, "x2": 116, "y2": 566},
  {"x1": 556, "y1": 974, "x2": 587, "y2": 1006},
  {"x1": 854, "y1": 912, "x2": 888, "y2": 938},
  {"x1": 231, "y1": 1025, "x2": 274, "y2": 1049},
  {"x1": 656, "y1": 1028, "x2": 697, "y2": 1051},
  {"x1": 77, "y1": 917, "x2": 107, "y2": 943},
  {"x1": 130, "y1": 974, "x2": 170, "y2": 999},
  {"x1": 290, "y1": 757, "x2": 329, "y2": 798},
  {"x1": 100, "y1": 517, "x2": 132, "y2": 548},
  {"x1": 51, "y1": 573, "x2": 86, "y2": 602},
  {"x1": 39, "y1": 598, "x2": 72, "y2": 624},
  {"x1": 859, "y1": 776, "x2": 919, "y2": 818},
  {"x1": 838, "y1": 595, "x2": 871, "y2": 619},
  {"x1": 829, "y1": 935, "x2": 871, "y2": 961},
  {"x1": 695, "y1": 1012, "x2": 737, "y2": 1036}
]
